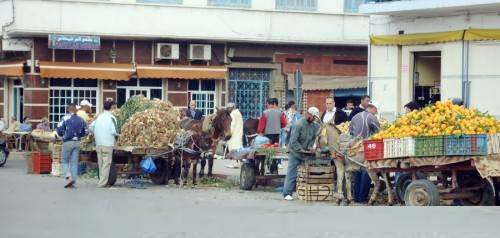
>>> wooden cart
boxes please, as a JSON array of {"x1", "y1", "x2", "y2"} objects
[{"x1": 366, "y1": 155, "x2": 500, "y2": 206}]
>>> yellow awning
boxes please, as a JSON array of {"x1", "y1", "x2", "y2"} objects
[
  {"x1": 464, "y1": 28, "x2": 500, "y2": 41},
  {"x1": 39, "y1": 61, "x2": 135, "y2": 81},
  {"x1": 287, "y1": 74, "x2": 367, "y2": 91},
  {"x1": 0, "y1": 61, "x2": 24, "y2": 77},
  {"x1": 370, "y1": 30, "x2": 465, "y2": 46}
]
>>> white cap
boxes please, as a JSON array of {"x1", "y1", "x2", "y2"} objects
[
  {"x1": 307, "y1": 107, "x2": 320, "y2": 118},
  {"x1": 226, "y1": 102, "x2": 235, "y2": 108},
  {"x1": 368, "y1": 101, "x2": 379, "y2": 109},
  {"x1": 80, "y1": 100, "x2": 93, "y2": 107}
]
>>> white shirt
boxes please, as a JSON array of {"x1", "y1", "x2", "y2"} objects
[
  {"x1": 90, "y1": 111, "x2": 117, "y2": 147},
  {"x1": 322, "y1": 108, "x2": 336, "y2": 124}
]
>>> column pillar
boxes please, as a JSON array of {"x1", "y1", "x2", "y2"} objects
[{"x1": 23, "y1": 74, "x2": 49, "y2": 121}]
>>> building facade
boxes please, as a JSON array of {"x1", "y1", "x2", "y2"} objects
[
  {"x1": 0, "y1": 0, "x2": 369, "y2": 126},
  {"x1": 361, "y1": 0, "x2": 500, "y2": 120}
]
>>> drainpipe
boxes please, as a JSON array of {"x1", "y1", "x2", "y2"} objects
[
  {"x1": 465, "y1": 41, "x2": 470, "y2": 108},
  {"x1": 1, "y1": 0, "x2": 15, "y2": 38}
]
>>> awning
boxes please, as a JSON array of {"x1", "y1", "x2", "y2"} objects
[
  {"x1": 334, "y1": 88, "x2": 367, "y2": 97},
  {"x1": 0, "y1": 61, "x2": 24, "y2": 77},
  {"x1": 39, "y1": 61, "x2": 135, "y2": 80},
  {"x1": 136, "y1": 65, "x2": 226, "y2": 80},
  {"x1": 287, "y1": 74, "x2": 367, "y2": 91},
  {"x1": 464, "y1": 28, "x2": 500, "y2": 41},
  {"x1": 370, "y1": 30, "x2": 465, "y2": 46}
]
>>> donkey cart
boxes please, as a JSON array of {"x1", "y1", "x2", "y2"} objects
[{"x1": 367, "y1": 155, "x2": 500, "y2": 206}]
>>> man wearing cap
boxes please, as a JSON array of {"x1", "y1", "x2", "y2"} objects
[
  {"x1": 349, "y1": 101, "x2": 381, "y2": 203},
  {"x1": 77, "y1": 100, "x2": 93, "y2": 123},
  {"x1": 225, "y1": 103, "x2": 244, "y2": 169},
  {"x1": 283, "y1": 107, "x2": 320, "y2": 201}
]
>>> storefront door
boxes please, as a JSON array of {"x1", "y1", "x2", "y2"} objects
[{"x1": 229, "y1": 69, "x2": 270, "y2": 120}]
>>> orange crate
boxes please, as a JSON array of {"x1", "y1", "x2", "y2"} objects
[
  {"x1": 363, "y1": 140, "x2": 384, "y2": 161},
  {"x1": 32, "y1": 151, "x2": 52, "y2": 174}
]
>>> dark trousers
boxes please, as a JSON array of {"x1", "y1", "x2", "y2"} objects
[
  {"x1": 353, "y1": 169, "x2": 372, "y2": 203},
  {"x1": 265, "y1": 134, "x2": 280, "y2": 144}
]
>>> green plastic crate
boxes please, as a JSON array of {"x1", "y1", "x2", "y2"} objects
[{"x1": 415, "y1": 136, "x2": 444, "y2": 157}]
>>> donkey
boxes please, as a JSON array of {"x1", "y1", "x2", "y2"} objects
[{"x1": 322, "y1": 122, "x2": 394, "y2": 206}]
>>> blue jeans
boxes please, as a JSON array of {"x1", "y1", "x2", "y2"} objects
[
  {"x1": 283, "y1": 153, "x2": 313, "y2": 196},
  {"x1": 279, "y1": 129, "x2": 289, "y2": 147},
  {"x1": 61, "y1": 141, "x2": 80, "y2": 181},
  {"x1": 353, "y1": 169, "x2": 372, "y2": 203}
]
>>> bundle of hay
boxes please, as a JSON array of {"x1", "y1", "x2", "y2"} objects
[{"x1": 117, "y1": 99, "x2": 180, "y2": 148}]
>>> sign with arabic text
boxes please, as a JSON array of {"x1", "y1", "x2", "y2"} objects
[{"x1": 48, "y1": 34, "x2": 100, "y2": 50}]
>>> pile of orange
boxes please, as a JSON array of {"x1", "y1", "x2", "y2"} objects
[{"x1": 372, "y1": 101, "x2": 500, "y2": 140}]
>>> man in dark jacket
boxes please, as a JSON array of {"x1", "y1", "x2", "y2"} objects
[
  {"x1": 187, "y1": 100, "x2": 203, "y2": 120},
  {"x1": 348, "y1": 95, "x2": 371, "y2": 121},
  {"x1": 320, "y1": 97, "x2": 348, "y2": 126},
  {"x1": 57, "y1": 104, "x2": 88, "y2": 188}
]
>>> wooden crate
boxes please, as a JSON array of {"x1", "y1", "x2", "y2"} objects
[
  {"x1": 298, "y1": 163, "x2": 334, "y2": 184},
  {"x1": 297, "y1": 184, "x2": 334, "y2": 201}
]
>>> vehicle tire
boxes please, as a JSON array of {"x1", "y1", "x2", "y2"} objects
[
  {"x1": 396, "y1": 172, "x2": 427, "y2": 204},
  {"x1": 107, "y1": 163, "x2": 118, "y2": 186},
  {"x1": 0, "y1": 150, "x2": 7, "y2": 168},
  {"x1": 150, "y1": 159, "x2": 166, "y2": 185},
  {"x1": 240, "y1": 162, "x2": 256, "y2": 190},
  {"x1": 404, "y1": 179, "x2": 440, "y2": 206},
  {"x1": 458, "y1": 176, "x2": 495, "y2": 206}
]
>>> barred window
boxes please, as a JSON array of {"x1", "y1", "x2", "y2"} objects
[
  {"x1": 208, "y1": 0, "x2": 251, "y2": 8},
  {"x1": 276, "y1": 0, "x2": 317, "y2": 11}
]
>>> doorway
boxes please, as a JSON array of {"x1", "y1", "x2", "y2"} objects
[{"x1": 413, "y1": 51, "x2": 441, "y2": 107}]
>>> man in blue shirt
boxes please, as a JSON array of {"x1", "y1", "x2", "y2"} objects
[
  {"x1": 57, "y1": 104, "x2": 88, "y2": 188},
  {"x1": 90, "y1": 101, "x2": 118, "y2": 188}
]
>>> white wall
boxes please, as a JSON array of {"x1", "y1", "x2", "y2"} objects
[
  {"x1": 370, "y1": 45, "x2": 399, "y2": 120},
  {"x1": 468, "y1": 41, "x2": 500, "y2": 117},
  {"x1": 3, "y1": 0, "x2": 368, "y2": 45}
]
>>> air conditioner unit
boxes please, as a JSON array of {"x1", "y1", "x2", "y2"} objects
[
  {"x1": 189, "y1": 44, "x2": 211, "y2": 61},
  {"x1": 156, "y1": 43, "x2": 179, "y2": 60}
]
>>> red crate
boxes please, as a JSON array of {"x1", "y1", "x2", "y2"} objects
[
  {"x1": 32, "y1": 152, "x2": 52, "y2": 174},
  {"x1": 363, "y1": 140, "x2": 384, "y2": 161}
]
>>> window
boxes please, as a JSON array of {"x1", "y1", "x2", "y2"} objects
[
  {"x1": 49, "y1": 79, "x2": 98, "y2": 129},
  {"x1": 136, "y1": 0, "x2": 183, "y2": 4},
  {"x1": 276, "y1": 0, "x2": 317, "y2": 11},
  {"x1": 117, "y1": 79, "x2": 163, "y2": 107},
  {"x1": 188, "y1": 80, "x2": 216, "y2": 115},
  {"x1": 344, "y1": 0, "x2": 369, "y2": 13},
  {"x1": 208, "y1": 0, "x2": 251, "y2": 8},
  {"x1": 11, "y1": 79, "x2": 24, "y2": 123}
]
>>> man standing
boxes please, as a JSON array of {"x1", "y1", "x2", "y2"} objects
[
  {"x1": 187, "y1": 100, "x2": 203, "y2": 120},
  {"x1": 57, "y1": 104, "x2": 88, "y2": 188},
  {"x1": 348, "y1": 95, "x2": 371, "y2": 121},
  {"x1": 90, "y1": 101, "x2": 118, "y2": 188},
  {"x1": 283, "y1": 107, "x2": 320, "y2": 201},
  {"x1": 257, "y1": 98, "x2": 287, "y2": 144},
  {"x1": 349, "y1": 101, "x2": 380, "y2": 203},
  {"x1": 225, "y1": 102, "x2": 244, "y2": 169},
  {"x1": 320, "y1": 97, "x2": 348, "y2": 126},
  {"x1": 77, "y1": 100, "x2": 93, "y2": 123}
]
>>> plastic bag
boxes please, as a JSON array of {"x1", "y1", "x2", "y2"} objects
[
  {"x1": 254, "y1": 136, "x2": 270, "y2": 148},
  {"x1": 140, "y1": 156, "x2": 157, "y2": 174}
]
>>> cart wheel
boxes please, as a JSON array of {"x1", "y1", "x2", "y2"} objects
[
  {"x1": 0, "y1": 150, "x2": 7, "y2": 168},
  {"x1": 240, "y1": 162, "x2": 256, "y2": 190},
  {"x1": 458, "y1": 176, "x2": 495, "y2": 206},
  {"x1": 150, "y1": 159, "x2": 166, "y2": 185},
  {"x1": 404, "y1": 179, "x2": 440, "y2": 206},
  {"x1": 107, "y1": 163, "x2": 118, "y2": 186},
  {"x1": 396, "y1": 172, "x2": 426, "y2": 204}
]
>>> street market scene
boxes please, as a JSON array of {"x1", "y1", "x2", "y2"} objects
[{"x1": 2, "y1": 0, "x2": 500, "y2": 237}]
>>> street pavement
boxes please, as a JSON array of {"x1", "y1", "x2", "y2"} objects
[{"x1": 1, "y1": 154, "x2": 500, "y2": 238}]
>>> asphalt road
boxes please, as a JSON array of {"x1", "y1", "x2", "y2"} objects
[{"x1": 1, "y1": 156, "x2": 500, "y2": 238}]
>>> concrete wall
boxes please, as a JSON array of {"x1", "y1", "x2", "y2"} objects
[{"x1": 1, "y1": 0, "x2": 369, "y2": 45}]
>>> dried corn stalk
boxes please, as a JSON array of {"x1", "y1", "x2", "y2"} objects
[{"x1": 117, "y1": 99, "x2": 180, "y2": 148}]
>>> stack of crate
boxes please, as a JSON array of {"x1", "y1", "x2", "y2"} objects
[
  {"x1": 50, "y1": 142, "x2": 62, "y2": 177},
  {"x1": 296, "y1": 160, "x2": 335, "y2": 201}
]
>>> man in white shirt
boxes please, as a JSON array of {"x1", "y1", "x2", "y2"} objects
[{"x1": 320, "y1": 97, "x2": 347, "y2": 126}]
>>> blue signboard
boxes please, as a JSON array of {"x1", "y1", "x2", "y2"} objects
[{"x1": 48, "y1": 34, "x2": 100, "y2": 50}]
